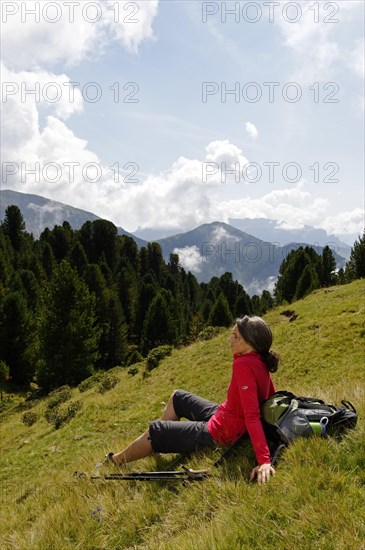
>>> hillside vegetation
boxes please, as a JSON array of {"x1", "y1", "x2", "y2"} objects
[{"x1": 0, "y1": 280, "x2": 364, "y2": 549}]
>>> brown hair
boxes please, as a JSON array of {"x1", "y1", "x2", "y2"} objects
[{"x1": 236, "y1": 315, "x2": 280, "y2": 372}]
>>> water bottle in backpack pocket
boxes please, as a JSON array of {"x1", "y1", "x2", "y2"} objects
[{"x1": 309, "y1": 417, "x2": 328, "y2": 435}]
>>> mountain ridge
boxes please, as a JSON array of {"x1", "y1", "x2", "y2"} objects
[
  {"x1": 155, "y1": 221, "x2": 346, "y2": 295},
  {"x1": 0, "y1": 189, "x2": 147, "y2": 247},
  {"x1": 0, "y1": 189, "x2": 347, "y2": 295}
]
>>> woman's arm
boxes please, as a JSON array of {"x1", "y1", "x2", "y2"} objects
[{"x1": 233, "y1": 362, "x2": 275, "y2": 482}]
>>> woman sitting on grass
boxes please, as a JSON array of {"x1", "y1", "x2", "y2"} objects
[{"x1": 107, "y1": 315, "x2": 279, "y2": 484}]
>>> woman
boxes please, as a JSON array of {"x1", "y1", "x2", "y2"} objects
[{"x1": 107, "y1": 315, "x2": 279, "y2": 484}]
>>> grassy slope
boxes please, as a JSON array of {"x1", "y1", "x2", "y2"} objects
[{"x1": 0, "y1": 280, "x2": 364, "y2": 550}]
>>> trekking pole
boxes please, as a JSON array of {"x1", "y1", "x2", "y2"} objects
[{"x1": 74, "y1": 467, "x2": 211, "y2": 482}]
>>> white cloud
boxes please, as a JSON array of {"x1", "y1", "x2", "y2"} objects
[
  {"x1": 205, "y1": 140, "x2": 249, "y2": 167},
  {"x1": 2, "y1": 136, "x2": 246, "y2": 231},
  {"x1": 1, "y1": 62, "x2": 84, "y2": 125},
  {"x1": 4, "y1": 124, "x2": 363, "y2": 238},
  {"x1": 27, "y1": 202, "x2": 66, "y2": 228},
  {"x1": 211, "y1": 226, "x2": 236, "y2": 244},
  {"x1": 245, "y1": 122, "x2": 258, "y2": 140},
  {"x1": 103, "y1": 0, "x2": 159, "y2": 54},
  {"x1": 319, "y1": 208, "x2": 365, "y2": 236},
  {"x1": 1, "y1": 0, "x2": 159, "y2": 70},
  {"x1": 347, "y1": 38, "x2": 365, "y2": 78},
  {"x1": 246, "y1": 276, "x2": 277, "y2": 297},
  {"x1": 1, "y1": 1, "x2": 160, "y2": 218},
  {"x1": 275, "y1": 1, "x2": 364, "y2": 82},
  {"x1": 218, "y1": 185, "x2": 328, "y2": 229},
  {"x1": 172, "y1": 246, "x2": 203, "y2": 273}
]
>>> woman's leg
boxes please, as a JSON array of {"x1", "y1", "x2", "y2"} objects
[
  {"x1": 161, "y1": 390, "x2": 180, "y2": 421},
  {"x1": 111, "y1": 391, "x2": 180, "y2": 465},
  {"x1": 112, "y1": 429, "x2": 152, "y2": 465}
]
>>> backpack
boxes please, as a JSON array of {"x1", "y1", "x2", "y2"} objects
[{"x1": 260, "y1": 390, "x2": 358, "y2": 465}]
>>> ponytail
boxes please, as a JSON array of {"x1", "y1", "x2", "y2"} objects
[{"x1": 260, "y1": 350, "x2": 280, "y2": 373}]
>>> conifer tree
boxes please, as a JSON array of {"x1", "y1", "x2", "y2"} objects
[
  {"x1": 141, "y1": 292, "x2": 176, "y2": 354},
  {"x1": 91, "y1": 219, "x2": 118, "y2": 269},
  {"x1": 83, "y1": 263, "x2": 111, "y2": 370},
  {"x1": 186, "y1": 271, "x2": 201, "y2": 313},
  {"x1": 104, "y1": 292, "x2": 128, "y2": 368},
  {"x1": 1, "y1": 205, "x2": 26, "y2": 251},
  {"x1": 37, "y1": 261, "x2": 100, "y2": 390},
  {"x1": 16, "y1": 269, "x2": 39, "y2": 312},
  {"x1": 134, "y1": 274, "x2": 157, "y2": 340},
  {"x1": 321, "y1": 246, "x2": 337, "y2": 287},
  {"x1": 148, "y1": 242, "x2": 165, "y2": 281},
  {"x1": 251, "y1": 295, "x2": 261, "y2": 315},
  {"x1": 200, "y1": 298, "x2": 213, "y2": 323},
  {"x1": 51, "y1": 223, "x2": 73, "y2": 261},
  {"x1": 208, "y1": 293, "x2": 233, "y2": 327},
  {"x1": 117, "y1": 266, "x2": 136, "y2": 328},
  {"x1": 118, "y1": 235, "x2": 138, "y2": 270},
  {"x1": 345, "y1": 231, "x2": 365, "y2": 279},
  {"x1": 275, "y1": 247, "x2": 320, "y2": 304},
  {"x1": 78, "y1": 221, "x2": 93, "y2": 261},
  {"x1": 0, "y1": 360, "x2": 10, "y2": 401},
  {"x1": 294, "y1": 263, "x2": 320, "y2": 301},
  {"x1": 0, "y1": 291, "x2": 35, "y2": 385},
  {"x1": 218, "y1": 272, "x2": 238, "y2": 312},
  {"x1": 234, "y1": 288, "x2": 252, "y2": 317},
  {"x1": 41, "y1": 241, "x2": 55, "y2": 280},
  {"x1": 70, "y1": 241, "x2": 88, "y2": 275},
  {"x1": 0, "y1": 255, "x2": 10, "y2": 289},
  {"x1": 138, "y1": 247, "x2": 149, "y2": 278},
  {"x1": 260, "y1": 290, "x2": 274, "y2": 314}
]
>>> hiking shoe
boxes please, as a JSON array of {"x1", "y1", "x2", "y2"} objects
[
  {"x1": 105, "y1": 452, "x2": 115, "y2": 464},
  {"x1": 95, "y1": 452, "x2": 115, "y2": 468}
]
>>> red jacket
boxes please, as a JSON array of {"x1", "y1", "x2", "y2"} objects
[{"x1": 207, "y1": 352, "x2": 276, "y2": 464}]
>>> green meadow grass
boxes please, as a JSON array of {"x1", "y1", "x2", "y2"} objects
[{"x1": 0, "y1": 280, "x2": 364, "y2": 549}]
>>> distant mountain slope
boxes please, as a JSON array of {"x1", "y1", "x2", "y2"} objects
[
  {"x1": 229, "y1": 217, "x2": 352, "y2": 260},
  {"x1": 157, "y1": 222, "x2": 346, "y2": 295},
  {"x1": 0, "y1": 189, "x2": 147, "y2": 247},
  {"x1": 133, "y1": 217, "x2": 353, "y2": 261}
]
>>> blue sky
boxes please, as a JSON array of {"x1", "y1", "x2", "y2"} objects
[{"x1": 1, "y1": 0, "x2": 364, "y2": 244}]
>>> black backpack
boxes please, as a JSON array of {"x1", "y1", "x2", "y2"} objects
[{"x1": 260, "y1": 390, "x2": 358, "y2": 465}]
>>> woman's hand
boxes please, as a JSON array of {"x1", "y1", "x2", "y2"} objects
[{"x1": 250, "y1": 463, "x2": 275, "y2": 484}]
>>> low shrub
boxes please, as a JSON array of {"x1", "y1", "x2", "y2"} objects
[
  {"x1": 198, "y1": 326, "x2": 222, "y2": 340},
  {"x1": 18, "y1": 400, "x2": 36, "y2": 412},
  {"x1": 127, "y1": 350, "x2": 143, "y2": 366},
  {"x1": 22, "y1": 411, "x2": 38, "y2": 426},
  {"x1": 46, "y1": 386, "x2": 71, "y2": 410},
  {"x1": 127, "y1": 366, "x2": 139, "y2": 376},
  {"x1": 45, "y1": 401, "x2": 82, "y2": 429},
  {"x1": 146, "y1": 345, "x2": 173, "y2": 372},
  {"x1": 98, "y1": 374, "x2": 119, "y2": 394},
  {"x1": 78, "y1": 372, "x2": 104, "y2": 393}
]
